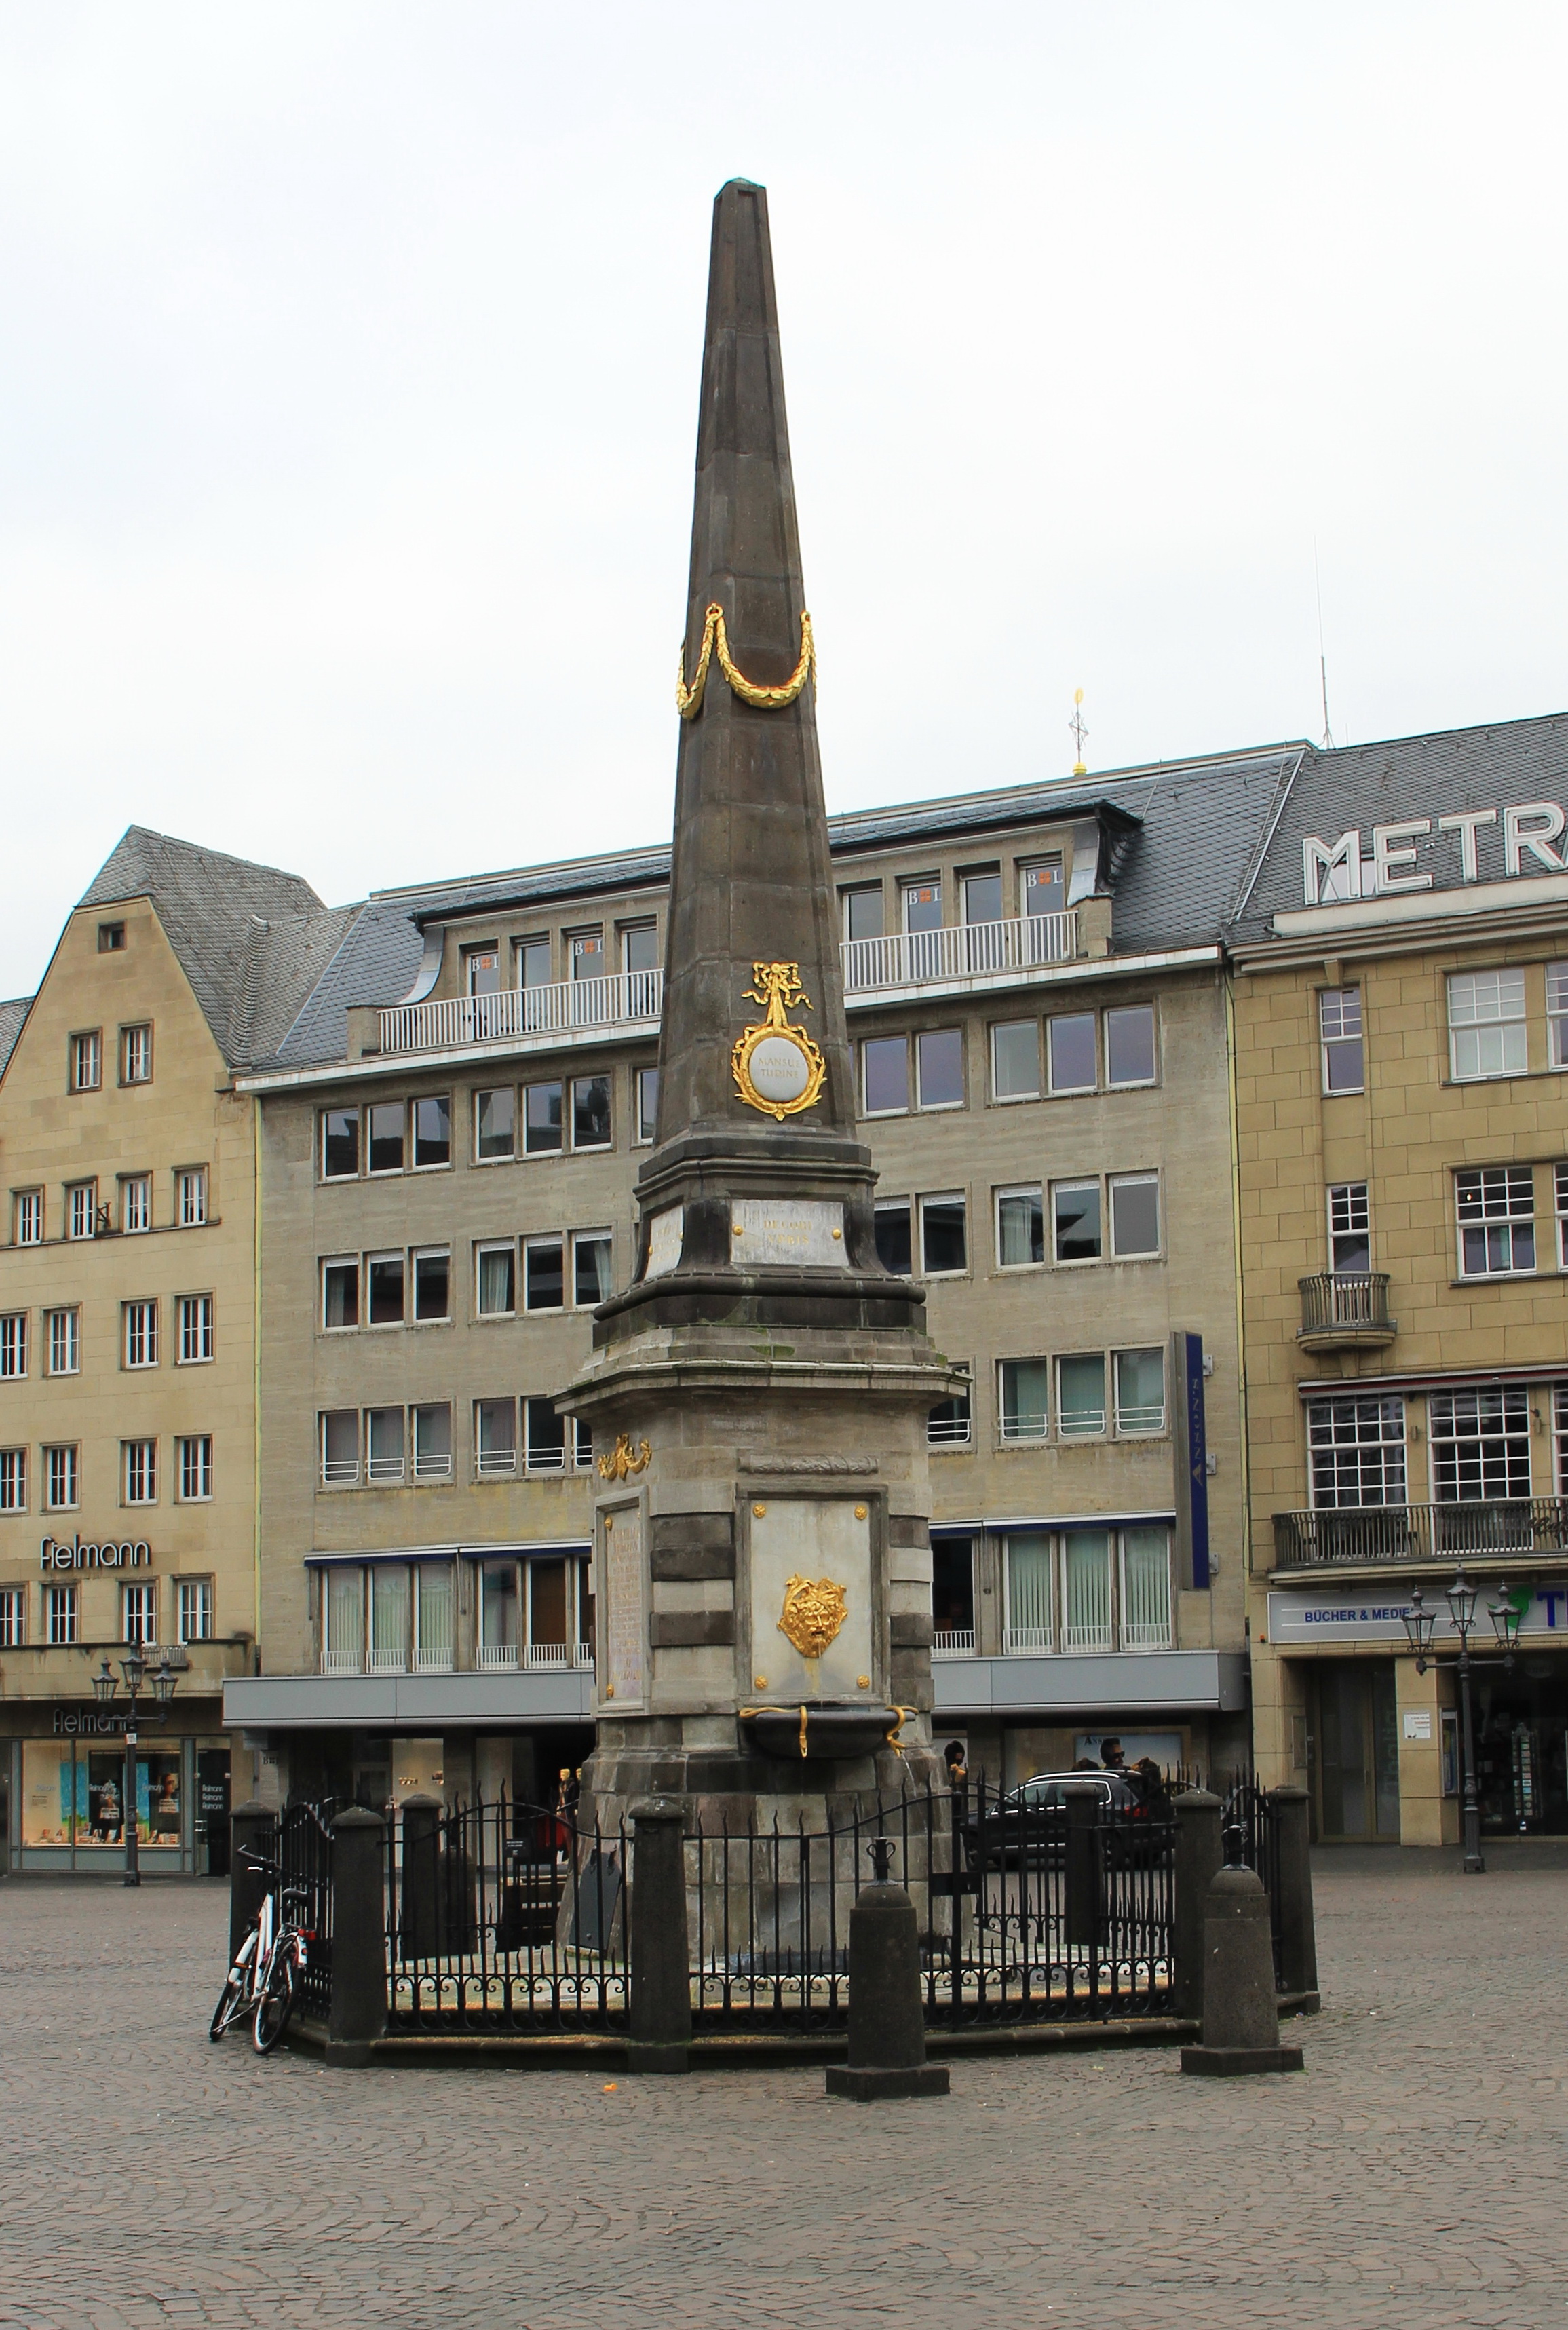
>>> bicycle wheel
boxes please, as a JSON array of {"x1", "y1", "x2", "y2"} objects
[
  {"x1": 252, "y1": 1947, "x2": 298, "y2": 2055},
  {"x1": 209, "y1": 1934, "x2": 255, "y2": 2041}
]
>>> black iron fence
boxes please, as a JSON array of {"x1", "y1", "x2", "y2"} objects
[
  {"x1": 276, "y1": 1799, "x2": 335, "y2": 2021},
  {"x1": 1273, "y1": 1495, "x2": 1568, "y2": 1569}
]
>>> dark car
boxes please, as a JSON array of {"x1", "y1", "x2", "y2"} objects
[{"x1": 962, "y1": 1771, "x2": 1168, "y2": 1871}]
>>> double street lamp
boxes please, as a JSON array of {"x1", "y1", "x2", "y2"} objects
[
  {"x1": 1401, "y1": 1567, "x2": 1522, "y2": 1877},
  {"x1": 92, "y1": 1647, "x2": 178, "y2": 1887}
]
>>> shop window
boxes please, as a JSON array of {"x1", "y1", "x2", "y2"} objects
[
  {"x1": 1456, "y1": 1166, "x2": 1535, "y2": 1276},
  {"x1": 412, "y1": 1405, "x2": 452, "y2": 1482},
  {"x1": 14, "y1": 1189, "x2": 42, "y2": 1245},
  {"x1": 176, "y1": 1168, "x2": 207, "y2": 1227},
  {"x1": 178, "y1": 1578, "x2": 214, "y2": 1642},
  {"x1": 995, "y1": 1185, "x2": 1044, "y2": 1267},
  {"x1": 1328, "y1": 1183, "x2": 1371, "y2": 1275},
  {"x1": 1047, "y1": 1013, "x2": 1096, "y2": 1094},
  {"x1": 24, "y1": 1738, "x2": 76, "y2": 1845},
  {"x1": 475, "y1": 1398, "x2": 518, "y2": 1477},
  {"x1": 369, "y1": 1565, "x2": 410, "y2": 1670},
  {"x1": 1004, "y1": 1532, "x2": 1053, "y2": 1653},
  {"x1": 1114, "y1": 1348, "x2": 1166, "y2": 1434},
  {"x1": 524, "y1": 1396, "x2": 567, "y2": 1474},
  {"x1": 991, "y1": 1019, "x2": 1040, "y2": 1101},
  {"x1": 123, "y1": 1299, "x2": 159, "y2": 1369},
  {"x1": 123, "y1": 1439, "x2": 157, "y2": 1506},
  {"x1": 320, "y1": 1411, "x2": 360, "y2": 1487},
  {"x1": 367, "y1": 1253, "x2": 406, "y2": 1325},
  {"x1": 70, "y1": 1030, "x2": 102, "y2": 1092},
  {"x1": 476, "y1": 1242, "x2": 516, "y2": 1317},
  {"x1": 874, "y1": 1200, "x2": 912, "y2": 1275},
  {"x1": 862, "y1": 1035, "x2": 909, "y2": 1115},
  {"x1": 476, "y1": 1087, "x2": 516, "y2": 1162},
  {"x1": 916, "y1": 1029, "x2": 964, "y2": 1110},
  {"x1": 322, "y1": 1257, "x2": 360, "y2": 1331},
  {"x1": 573, "y1": 1231, "x2": 613, "y2": 1307},
  {"x1": 0, "y1": 1449, "x2": 25, "y2": 1511},
  {"x1": 177, "y1": 1436, "x2": 214, "y2": 1503},
  {"x1": 920, "y1": 1193, "x2": 967, "y2": 1276},
  {"x1": 415, "y1": 1565, "x2": 455, "y2": 1669},
  {"x1": 1307, "y1": 1397, "x2": 1407, "y2": 1509},
  {"x1": 0, "y1": 1313, "x2": 26, "y2": 1379},
  {"x1": 322, "y1": 1108, "x2": 360, "y2": 1180},
  {"x1": 1105, "y1": 1005, "x2": 1156, "y2": 1088},
  {"x1": 1057, "y1": 1354, "x2": 1107, "y2": 1439},
  {"x1": 524, "y1": 1238, "x2": 565, "y2": 1311},
  {"x1": 928, "y1": 1361, "x2": 971, "y2": 1448},
  {"x1": 47, "y1": 1309, "x2": 80, "y2": 1376},
  {"x1": 1063, "y1": 1529, "x2": 1113, "y2": 1651},
  {"x1": 324, "y1": 1567, "x2": 366, "y2": 1673},
  {"x1": 998, "y1": 1358, "x2": 1049, "y2": 1441},
  {"x1": 524, "y1": 1080, "x2": 564, "y2": 1154},
  {"x1": 0, "y1": 1585, "x2": 23, "y2": 1645},
  {"x1": 1430, "y1": 1386, "x2": 1531, "y2": 1503},
  {"x1": 120, "y1": 1024, "x2": 153, "y2": 1085},
  {"x1": 413, "y1": 1248, "x2": 451, "y2": 1323},
  {"x1": 1109, "y1": 1172, "x2": 1160, "y2": 1259},
  {"x1": 1052, "y1": 1181, "x2": 1101, "y2": 1263},
  {"x1": 122, "y1": 1581, "x2": 157, "y2": 1645},
  {"x1": 367, "y1": 1102, "x2": 406, "y2": 1174},
  {"x1": 178, "y1": 1293, "x2": 215, "y2": 1363},
  {"x1": 1120, "y1": 1527, "x2": 1172, "y2": 1649},
  {"x1": 122, "y1": 1174, "x2": 151, "y2": 1233},
  {"x1": 46, "y1": 1583, "x2": 77, "y2": 1644},
  {"x1": 1320, "y1": 988, "x2": 1364, "y2": 1093},
  {"x1": 635, "y1": 1066, "x2": 659, "y2": 1145},
  {"x1": 45, "y1": 1445, "x2": 79, "y2": 1511},
  {"x1": 412, "y1": 1094, "x2": 451, "y2": 1169},
  {"x1": 1449, "y1": 969, "x2": 1526, "y2": 1082}
]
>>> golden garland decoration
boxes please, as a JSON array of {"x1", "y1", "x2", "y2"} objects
[{"x1": 676, "y1": 602, "x2": 815, "y2": 720}]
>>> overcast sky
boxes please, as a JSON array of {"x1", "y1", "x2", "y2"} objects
[{"x1": 3, "y1": 4, "x2": 1565, "y2": 997}]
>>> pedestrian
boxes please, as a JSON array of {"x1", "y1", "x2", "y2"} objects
[{"x1": 943, "y1": 1738, "x2": 968, "y2": 1788}]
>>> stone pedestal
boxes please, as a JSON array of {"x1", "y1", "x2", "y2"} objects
[{"x1": 1181, "y1": 1865, "x2": 1305, "y2": 2076}]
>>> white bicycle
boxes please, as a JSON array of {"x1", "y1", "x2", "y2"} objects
[{"x1": 209, "y1": 1847, "x2": 313, "y2": 2055}]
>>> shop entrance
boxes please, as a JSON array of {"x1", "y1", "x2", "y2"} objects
[
  {"x1": 1313, "y1": 1660, "x2": 1400, "y2": 1841},
  {"x1": 1473, "y1": 1658, "x2": 1568, "y2": 1833}
]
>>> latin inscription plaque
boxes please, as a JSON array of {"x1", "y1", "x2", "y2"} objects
[{"x1": 729, "y1": 1198, "x2": 846, "y2": 1268}]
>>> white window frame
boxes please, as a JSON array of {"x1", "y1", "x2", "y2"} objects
[
  {"x1": 178, "y1": 1293, "x2": 215, "y2": 1364},
  {"x1": 66, "y1": 1182, "x2": 97, "y2": 1241},
  {"x1": 474, "y1": 1086, "x2": 517, "y2": 1165},
  {"x1": 364, "y1": 1405, "x2": 406, "y2": 1485},
  {"x1": 860, "y1": 1034, "x2": 910, "y2": 1118},
  {"x1": 989, "y1": 1018, "x2": 1041, "y2": 1103},
  {"x1": 411, "y1": 1247, "x2": 452, "y2": 1324},
  {"x1": 572, "y1": 1229, "x2": 613, "y2": 1310},
  {"x1": 70, "y1": 1030, "x2": 102, "y2": 1092},
  {"x1": 122, "y1": 1579, "x2": 157, "y2": 1644},
  {"x1": 1046, "y1": 1012, "x2": 1097, "y2": 1096},
  {"x1": 1455, "y1": 1166, "x2": 1536, "y2": 1279},
  {"x1": 123, "y1": 1438, "x2": 157, "y2": 1506},
  {"x1": 46, "y1": 1310, "x2": 80, "y2": 1377},
  {"x1": 634, "y1": 1065, "x2": 659, "y2": 1147},
  {"x1": 1319, "y1": 987, "x2": 1364, "y2": 1094},
  {"x1": 178, "y1": 1576, "x2": 214, "y2": 1642},
  {"x1": 320, "y1": 1411, "x2": 360, "y2": 1487},
  {"x1": 918, "y1": 1191, "x2": 968, "y2": 1278},
  {"x1": 364, "y1": 1250, "x2": 406, "y2": 1328},
  {"x1": 120, "y1": 1174, "x2": 151, "y2": 1234},
  {"x1": 0, "y1": 1313, "x2": 26, "y2": 1380},
  {"x1": 0, "y1": 1585, "x2": 24, "y2": 1645},
  {"x1": 523, "y1": 1235, "x2": 566, "y2": 1314},
  {"x1": 176, "y1": 1167, "x2": 208, "y2": 1227},
  {"x1": 1558, "y1": 1162, "x2": 1568, "y2": 1272},
  {"x1": 995, "y1": 1184, "x2": 1045, "y2": 1271},
  {"x1": 177, "y1": 1435, "x2": 214, "y2": 1503},
  {"x1": 46, "y1": 1582, "x2": 77, "y2": 1644},
  {"x1": 997, "y1": 1356, "x2": 1050, "y2": 1442},
  {"x1": 321, "y1": 1257, "x2": 360, "y2": 1333},
  {"x1": 1104, "y1": 1003, "x2": 1158, "y2": 1090},
  {"x1": 474, "y1": 1397, "x2": 519, "y2": 1478},
  {"x1": 915, "y1": 1027, "x2": 965, "y2": 1113},
  {"x1": 123, "y1": 1299, "x2": 159, "y2": 1370},
  {"x1": 45, "y1": 1443, "x2": 79, "y2": 1512},
  {"x1": 1108, "y1": 1171, "x2": 1162, "y2": 1261},
  {"x1": 927, "y1": 1360, "x2": 972, "y2": 1449},
  {"x1": 0, "y1": 1449, "x2": 26, "y2": 1513},
  {"x1": 411, "y1": 1402, "x2": 453, "y2": 1482},
  {"x1": 1328, "y1": 1181, "x2": 1371, "y2": 1274},
  {"x1": 1548, "y1": 964, "x2": 1568, "y2": 1072},
  {"x1": 14, "y1": 1190, "x2": 43, "y2": 1246},
  {"x1": 120, "y1": 1023, "x2": 153, "y2": 1085},
  {"x1": 1051, "y1": 1179, "x2": 1102, "y2": 1266},
  {"x1": 569, "y1": 1075, "x2": 612, "y2": 1153},
  {"x1": 1449, "y1": 969, "x2": 1527, "y2": 1083},
  {"x1": 1056, "y1": 1354, "x2": 1109, "y2": 1440},
  {"x1": 1113, "y1": 1347, "x2": 1166, "y2": 1435},
  {"x1": 475, "y1": 1241, "x2": 517, "y2": 1320}
]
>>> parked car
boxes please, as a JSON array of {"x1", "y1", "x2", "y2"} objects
[{"x1": 962, "y1": 1771, "x2": 1170, "y2": 1871}]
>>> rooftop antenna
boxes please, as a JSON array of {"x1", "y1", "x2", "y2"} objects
[
  {"x1": 1314, "y1": 540, "x2": 1335, "y2": 749},
  {"x1": 1070, "y1": 687, "x2": 1088, "y2": 778}
]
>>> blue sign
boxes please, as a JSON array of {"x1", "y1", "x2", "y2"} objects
[{"x1": 1183, "y1": 1333, "x2": 1210, "y2": 1589}]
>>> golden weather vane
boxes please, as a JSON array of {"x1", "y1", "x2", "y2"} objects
[{"x1": 1070, "y1": 688, "x2": 1088, "y2": 778}]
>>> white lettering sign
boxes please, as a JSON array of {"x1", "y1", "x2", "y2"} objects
[
  {"x1": 1301, "y1": 799, "x2": 1568, "y2": 903},
  {"x1": 39, "y1": 1535, "x2": 151, "y2": 1573},
  {"x1": 730, "y1": 1198, "x2": 847, "y2": 1268}
]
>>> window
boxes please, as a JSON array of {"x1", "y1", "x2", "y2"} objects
[
  {"x1": 178, "y1": 1578, "x2": 213, "y2": 1641},
  {"x1": 123, "y1": 1300, "x2": 158, "y2": 1369},
  {"x1": 475, "y1": 1398, "x2": 518, "y2": 1476},
  {"x1": 1047, "y1": 1013, "x2": 1096, "y2": 1094},
  {"x1": 1004, "y1": 1531, "x2": 1052, "y2": 1653},
  {"x1": 902, "y1": 881, "x2": 942, "y2": 931},
  {"x1": 415, "y1": 1564, "x2": 454, "y2": 1669},
  {"x1": 324, "y1": 1566, "x2": 366, "y2": 1673},
  {"x1": 369, "y1": 1565, "x2": 410, "y2": 1670},
  {"x1": 98, "y1": 921, "x2": 126, "y2": 953},
  {"x1": 1319, "y1": 989, "x2": 1364, "y2": 1093},
  {"x1": 177, "y1": 1293, "x2": 214, "y2": 1362},
  {"x1": 45, "y1": 1445, "x2": 79, "y2": 1510},
  {"x1": 928, "y1": 1362, "x2": 971, "y2": 1447},
  {"x1": 0, "y1": 1586, "x2": 23, "y2": 1643},
  {"x1": 177, "y1": 1436, "x2": 214, "y2": 1502},
  {"x1": 1057, "y1": 1354, "x2": 1107, "y2": 1438},
  {"x1": 476, "y1": 1243, "x2": 516, "y2": 1318},
  {"x1": 1430, "y1": 1386, "x2": 1531, "y2": 1503},
  {"x1": 572, "y1": 1076, "x2": 612, "y2": 1149},
  {"x1": 413, "y1": 1249, "x2": 451, "y2": 1323},
  {"x1": 636, "y1": 1067, "x2": 659, "y2": 1145},
  {"x1": 573, "y1": 1231, "x2": 613, "y2": 1307},
  {"x1": 1456, "y1": 1166, "x2": 1535, "y2": 1276},
  {"x1": 122, "y1": 1581, "x2": 157, "y2": 1644},
  {"x1": 322, "y1": 1258, "x2": 359, "y2": 1331},
  {"x1": 1307, "y1": 1397, "x2": 1407, "y2": 1508},
  {"x1": 932, "y1": 1536, "x2": 975, "y2": 1651},
  {"x1": 1105, "y1": 1004, "x2": 1156, "y2": 1088},
  {"x1": 366, "y1": 1407, "x2": 406, "y2": 1484},
  {"x1": 70, "y1": 1030, "x2": 102, "y2": 1092},
  {"x1": 874, "y1": 1201, "x2": 911, "y2": 1274},
  {"x1": 1114, "y1": 1348, "x2": 1166, "y2": 1434},
  {"x1": 480, "y1": 1561, "x2": 520, "y2": 1664},
  {"x1": 1121, "y1": 1528, "x2": 1172, "y2": 1649},
  {"x1": 0, "y1": 1314, "x2": 26, "y2": 1379},
  {"x1": 1449, "y1": 970, "x2": 1527, "y2": 1082},
  {"x1": 412, "y1": 1094, "x2": 451, "y2": 1169},
  {"x1": 861, "y1": 1035, "x2": 909, "y2": 1115},
  {"x1": 991, "y1": 1020, "x2": 1040, "y2": 1102},
  {"x1": 1556, "y1": 1384, "x2": 1568, "y2": 1497},
  {"x1": 919, "y1": 1193, "x2": 967, "y2": 1275},
  {"x1": 1052, "y1": 1181, "x2": 1101, "y2": 1263},
  {"x1": 1021, "y1": 857, "x2": 1065, "y2": 921},
  {"x1": 996, "y1": 1186, "x2": 1044, "y2": 1267},
  {"x1": 572, "y1": 1416, "x2": 594, "y2": 1470},
  {"x1": 367, "y1": 1253, "x2": 406, "y2": 1324},
  {"x1": 524, "y1": 1395, "x2": 567, "y2": 1473},
  {"x1": 1558, "y1": 1162, "x2": 1568, "y2": 1269},
  {"x1": 123, "y1": 1439, "x2": 156, "y2": 1504},
  {"x1": 177, "y1": 1168, "x2": 207, "y2": 1226},
  {"x1": 412, "y1": 1404, "x2": 452, "y2": 1481},
  {"x1": 998, "y1": 1358, "x2": 1049, "y2": 1440},
  {"x1": 1109, "y1": 1172, "x2": 1160, "y2": 1259},
  {"x1": 464, "y1": 945, "x2": 500, "y2": 995},
  {"x1": 121, "y1": 1174, "x2": 151, "y2": 1233},
  {"x1": 322, "y1": 1108, "x2": 360, "y2": 1179},
  {"x1": 120, "y1": 1024, "x2": 152, "y2": 1085},
  {"x1": 1328, "y1": 1183, "x2": 1371, "y2": 1275},
  {"x1": 47, "y1": 1584, "x2": 77, "y2": 1644},
  {"x1": 367, "y1": 1103, "x2": 405, "y2": 1174},
  {"x1": 524, "y1": 1238, "x2": 565, "y2": 1311},
  {"x1": 517, "y1": 936, "x2": 552, "y2": 989},
  {"x1": 1063, "y1": 1530, "x2": 1113, "y2": 1651},
  {"x1": 622, "y1": 921, "x2": 659, "y2": 975},
  {"x1": 14, "y1": 1190, "x2": 42, "y2": 1246},
  {"x1": 842, "y1": 886, "x2": 884, "y2": 942},
  {"x1": 1549, "y1": 966, "x2": 1568, "y2": 1070},
  {"x1": 571, "y1": 932, "x2": 606, "y2": 980},
  {"x1": 46, "y1": 1310, "x2": 79, "y2": 1376},
  {"x1": 67, "y1": 1182, "x2": 97, "y2": 1241},
  {"x1": 524, "y1": 1080, "x2": 564, "y2": 1154},
  {"x1": 916, "y1": 1029, "x2": 964, "y2": 1110},
  {"x1": 962, "y1": 869, "x2": 1002, "y2": 925},
  {"x1": 0, "y1": 1450, "x2": 26, "y2": 1511},
  {"x1": 320, "y1": 1411, "x2": 359, "y2": 1485},
  {"x1": 476, "y1": 1087, "x2": 516, "y2": 1162}
]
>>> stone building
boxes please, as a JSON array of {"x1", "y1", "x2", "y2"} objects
[{"x1": 1230, "y1": 712, "x2": 1568, "y2": 1844}]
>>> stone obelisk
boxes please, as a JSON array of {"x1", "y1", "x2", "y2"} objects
[{"x1": 564, "y1": 179, "x2": 959, "y2": 1828}]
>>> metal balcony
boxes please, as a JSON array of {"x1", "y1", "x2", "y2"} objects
[
  {"x1": 841, "y1": 911, "x2": 1077, "y2": 995},
  {"x1": 1271, "y1": 1498, "x2": 1568, "y2": 1571},
  {"x1": 379, "y1": 969, "x2": 663, "y2": 1056},
  {"x1": 1297, "y1": 1272, "x2": 1396, "y2": 1351}
]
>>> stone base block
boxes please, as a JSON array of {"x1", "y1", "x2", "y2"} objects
[
  {"x1": 825, "y1": 2063, "x2": 950, "y2": 2100},
  {"x1": 1180, "y1": 2044, "x2": 1305, "y2": 2077},
  {"x1": 626, "y1": 2043, "x2": 689, "y2": 2075}
]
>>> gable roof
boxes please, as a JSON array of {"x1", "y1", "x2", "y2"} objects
[{"x1": 0, "y1": 996, "x2": 31, "y2": 1076}]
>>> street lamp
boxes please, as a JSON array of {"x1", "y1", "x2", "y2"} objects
[
  {"x1": 1400, "y1": 1567, "x2": 1515, "y2": 1879},
  {"x1": 92, "y1": 1647, "x2": 177, "y2": 1887}
]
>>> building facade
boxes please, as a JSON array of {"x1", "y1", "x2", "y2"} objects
[{"x1": 1232, "y1": 713, "x2": 1568, "y2": 1843}]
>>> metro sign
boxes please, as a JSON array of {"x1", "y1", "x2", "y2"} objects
[{"x1": 1302, "y1": 801, "x2": 1568, "y2": 904}]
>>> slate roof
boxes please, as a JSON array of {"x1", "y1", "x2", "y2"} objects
[
  {"x1": 1227, "y1": 710, "x2": 1568, "y2": 941},
  {"x1": 0, "y1": 996, "x2": 31, "y2": 1075}
]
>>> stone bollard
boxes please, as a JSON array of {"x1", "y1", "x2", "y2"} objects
[
  {"x1": 327, "y1": 1806, "x2": 387, "y2": 2064},
  {"x1": 398, "y1": 1793, "x2": 443, "y2": 1964},
  {"x1": 1270, "y1": 1786, "x2": 1320, "y2": 2008},
  {"x1": 1062, "y1": 1780, "x2": 1103, "y2": 1953},
  {"x1": 628, "y1": 1799, "x2": 691, "y2": 2073},
  {"x1": 1181, "y1": 1827, "x2": 1305, "y2": 2076},
  {"x1": 229, "y1": 1801, "x2": 275, "y2": 1964},
  {"x1": 1170, "y1": 1789, "x2": 1223, "y2": 2023},
  {"x1": 826, "y1": 1839, "x2": 950, "y2": 2101}
]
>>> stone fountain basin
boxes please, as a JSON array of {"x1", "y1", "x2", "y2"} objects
[{"x1": 741, "y1": 1703, "x2": 904, "y2": 1761}]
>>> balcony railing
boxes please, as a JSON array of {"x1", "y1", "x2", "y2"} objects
[
  {"x1": 1297, "y1": 1273, "x2": 1396, "y2": 1347},
  {"x1": 932, "y1": 1630, "x2": 976, "y2": 1659},
  {"x1": 1272, "y1": 1497, "x2": 1568, "y2": 1570},
  {"x1": 476, "y1": 1642, "x2": 594, "y2": 1671},
  {"x1": 842, "y1": 912, "x2": 1076, "y2": 994},
  {"x1": 380, "y1": 969, "x2": 663, "y2": 1055}
]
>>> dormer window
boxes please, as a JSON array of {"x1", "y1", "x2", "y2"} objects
[
  {"x1": 464, "y1": 946, "x2": 500, "y2": 997},
  {"x1": 961, "y1": 870, "x2": 1002, "y2": 925},
  {"x1": 1021, "y1": 857, "x2": 1065, "y2": 921}
]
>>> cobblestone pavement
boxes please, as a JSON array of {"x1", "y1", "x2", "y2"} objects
[{"x1": 2, "y1": 1862, "x2": 1566, "y2": 2330}]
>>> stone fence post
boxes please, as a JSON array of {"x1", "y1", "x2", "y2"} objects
[
  {"x1": 229, "y1": 1800, "x2": 275, "y2": 1963},
  {"x1": 1270, "y1": 1786, "x2": 1319, "y2": 2006},
  {"x1": 1062, "y1": 1782, "x2": 1102, "y2": 1951},
  {"x1": 398, "y1": 1792, "x2": 443, "y2": 1962},
  {"x1": 1171, "y1": 1789, "x2": 1222, "y2": 2022},
  {"x1": 628, "y1": 1799, "x2": 691, "y2": 2073},
  {"x1": 327, "y1": 1806, "x2": 387, "y2": 2063},
  {"x1": 826, "y1": 1839, "x2": 949, "y2": 2100}
]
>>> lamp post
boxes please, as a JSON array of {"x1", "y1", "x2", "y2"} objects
[
  {"x1": 1401, "y1": 1569, "x2": 1521, "y2": 1878},
  {"x1": 92, "y1": 1647, "x2": 178, "y2": 1886}
]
